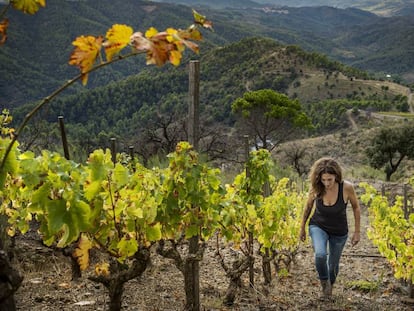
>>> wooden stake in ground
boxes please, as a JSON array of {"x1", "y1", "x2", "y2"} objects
[{"x1": 186, "y1": 60, "x2": 201, "y2": 311}]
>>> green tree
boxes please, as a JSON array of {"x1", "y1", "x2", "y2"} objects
[
  {"x1": 366, "y1": 123, "x2": 414, "y2": 181},
  {"x1": 231, "y1": 89, "x2": 312, "y2": 150}
]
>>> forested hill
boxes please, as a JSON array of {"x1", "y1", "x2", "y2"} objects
[
  {"x1": 254, "y1": 0, "x2": 414, "y2": 16},
  {"x1": 1, "y1": 0, "x2": 414, "y2": 108},
  {"x1": 157, "y1": 0, "x2": 414, "y2": 17},
  {"x1": 12, "y1": 37, "x2": 409, "y2": 157}
]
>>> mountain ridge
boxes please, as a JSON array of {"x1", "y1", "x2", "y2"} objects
[
  {"x1": 152, "y1": 0, "x2": 414, "y2": 16},
  {"x1": 13, "y1": 37, "x2": 408, "y2": 142},
  {"x1": 1, "y1": 0, "x2": 413, "y2": 109}
]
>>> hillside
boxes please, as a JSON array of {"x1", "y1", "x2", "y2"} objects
[
  {"x1": 245, "y1": 0, "x2": 414, "y2": 16},
  {"x1": 274, "y1": 105, "x2": 414, "y2": 183},
  {"x1": 16, "y1": 37, "x2": 407, "y2": 124},
  {"x1": 1, "y1": 0, "x2": 414, "y2": 108},
  {"x1": 154, "y1": 0, "x2": 414, "y2": 16},
  {"x1": 9, "y1": 37, "x2": 411, "y2": 168}
]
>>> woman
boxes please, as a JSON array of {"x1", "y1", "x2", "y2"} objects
[{"x1": 300, "y1": 157, "x2": 361, "y2": 299}]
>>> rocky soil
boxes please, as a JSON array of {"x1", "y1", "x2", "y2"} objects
[{"x1": 11, "y1": 206, "x2": 414, "y2": 311}]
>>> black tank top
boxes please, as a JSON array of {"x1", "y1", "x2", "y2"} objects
[{"x1": 309, "y1": 182, "x2": 348, "y2": 236}]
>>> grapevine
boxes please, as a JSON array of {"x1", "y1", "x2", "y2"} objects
[
  {"x1": 156, "y1": 141, "x2": 225, "y2": 310},
  {"x1": 258, "y1": 177, "x2": 306, "y2": 277},
  {"x1": 1, "y1": 1, "x2": 313, "y2": 308},
  {"x1": 217, "y1": 149, "x2": 305, "y2": 304},
  {"x1": 360, "y1": 182, "x2": 414, "y2": 296}
]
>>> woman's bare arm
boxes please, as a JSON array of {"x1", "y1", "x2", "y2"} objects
[
  {"x1": 300, "y1": 193, "x2": 315, "y2": 241},
  {"x1": 345, "y1": 181, "x2": 361, "y2": 246}
]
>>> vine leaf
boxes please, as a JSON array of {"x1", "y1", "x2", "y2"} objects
[
  {"x1": 0, "y1": 137, "x2": 18, "y2": 189},
  {"x1": 103, "y1": 24, "x2": 133, "y2": 61},
  {"x1": 73, "y1": 234, "x2": 93, "y2": 271},
  {"x1": 167, "y1": 27, "x2": 202, "y2": 60},
  {"x1": 146, "y1": 223, "x2": 162, "y2": 242},
  {"x1": 192, "y1": 9, "x2": 213, "y2": 30},
  {"x1": 94, "y1": 262, "x2": 110, "y2": 276},
  {"x1": 118, "y1": 237, "x2": 138, "y2": 262},
  {"x1": 130, "y1": 27, "x2": 173, "y2": 66},
  {"x1": 67, "y1": 11, "x2": 212, "y2": 84},
  {"x1": 114, "y1": 163, "x2": 128, "y2": 187},
  {"x1": 69, "y1": 35, "x2": 104, "y2": 85},
  {"x1": 11, "y1": 0, "x2": 46, "y2": 15},
  {"x1": 0, "y1": 19, "x2": 9, "y2": 45}
]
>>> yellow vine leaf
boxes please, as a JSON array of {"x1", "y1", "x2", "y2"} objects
[
  {"x1": 68, "y1": 12, "x2": 212, "y2": 83},
  {"x1": 94, "y1": 262, "x2": 110, "y2": 277},
  {"x1": 72, "y1": 234, "x2": 92, "y2": 271},
  {"x1": 7, "y1": 227, "x2": 15, "y2": 237},
  {"x1": 145, "y1": 27, "x2": 158, "y2": 39},
  {"x1": 0, "y1": 19, "x2": 9, "y2": 45},
  {"x1": 169, "y1": 50, "x2": 182, "y2": 66},
  {"x1": 130, "y1": 28, "x2": 171, "y2": 66},
  {"x1": 11, "y1": 0, "x2": 46, "y2": 15},
  {"x1": 69, "y1": 35, "x2": 103, "y2": 85},
  {"x1": 169, "y1": 27, "x2": 200, "y2": 54},
  {"x1": 192, "y1": 9, "x2": 213, "y2": 31},
  {"x1": 103, "y1": 24, "x2": 133, "y2": 61}
]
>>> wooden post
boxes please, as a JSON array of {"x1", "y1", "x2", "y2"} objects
[
  {"x1": 110, "y1": 138, "x2": 116, "y2": 164},
  {"x1": 403, "y1": 183, "x2": 408, "y2": 219},
  {"x1": 58, "y1": 116, "x2": 70, "y2": 160},
  {"x1": 244, "y1": 135, "x2": 254, "y2": 288},
  {"x1": 188, "y1": 60, "x2": 200, "y2": 150},
  {"x1": 187, "y1": 60, "x2": 200, "y2": 311},
  {"x1": 262, "y1": 170, "x2": 272, "y2": 285},
  {"x1": 129, "y1": 146, "x2": 135, "y2": 172},
  {"x1": 129, "y1": 145, "x2": 134, "y2": 159}
]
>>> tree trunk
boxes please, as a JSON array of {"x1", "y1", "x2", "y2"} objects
[
  {"x1": 0, "y1": 250, "x2": 23, "y2": 311},
  {"x1": 261, "y1": 249, "x2": 272, "y2": 285},
  {"x1": 89, "y1": 247, "x2": 151, "y2": 311},
  {"x1": 223, "y1": 275, "x2": 242, "y2": 306},
  {"x1": 157, "y1": 239, "x2": 204, "y2": 311},
  {"x1": 222, "y1": 256, "x2": 250, "y2": 306},
  {"x1": 108, "y1": 280, "x2": 124, "y2": 311},
  {"x1": 184, "y1": 258, "x2": 198, "y2": 310},
  {"x1": 62, "y1": 245, "x2": 82, "y2": 280},
  {"x1": 184, "y1": 236, "x2": 201, "y2": 311},
  {"x1": 0, "y1": 215, "x2": 12, "y2": 257},
  {"x1": 248, "y1": 231, "x2": 254, "y2": 287},
  {"x1": 386, "y1": 171, "x2": 392, "y2": 182}
]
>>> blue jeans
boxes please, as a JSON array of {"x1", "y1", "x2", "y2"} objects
[{"x1": 309, "y1": 225, "x2": 348, "y2": 284}]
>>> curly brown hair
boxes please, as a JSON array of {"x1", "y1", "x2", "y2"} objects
[{"x1": 309, "y1": 157, "x2": 343, "y2": 198}]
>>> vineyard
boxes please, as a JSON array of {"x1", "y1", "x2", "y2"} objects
[
  {"x1": 1, "y1": 1, "x2": 413, "y2": 310},
  {"x1": 8, "y1": 190, "x2": 414, "y2": 310},
  {"x1": 1, "y1": 134, "x2": 414, "y2": 310}
]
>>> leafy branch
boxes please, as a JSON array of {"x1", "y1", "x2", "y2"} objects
[
  {"x1": 0, "y1": 51, "x2": 143, "y2": 172},
  {"x1": 0, "y1": 8, "x2": 213, "y2": 173},
  {"x1": 1, "y1": 0, "x2": 47, "y2": 44}
]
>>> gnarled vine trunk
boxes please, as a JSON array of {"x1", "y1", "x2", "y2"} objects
[
  {"x1": 222, "y1": 256, "x2": 251, "y2": 306},
  {"x1": 0, "y1": 250, "x2": 23, "y2": 311},
  {"x1": 157, "y1": 239, "x2": 205, "y2": 311},
  {"x1": 261, "y1": 249, "x2": 272, "y2": 285},
  {"x1": 89, "y1": 247, "x2": 151, "y2": 311}
]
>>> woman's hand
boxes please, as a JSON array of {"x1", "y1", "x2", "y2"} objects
[
  {"x1": 299, "y1": 227, "x2": 307, "y2": 242},
  {"x1": 351, "y1": 231, "x2": 360, "y2": 246}
]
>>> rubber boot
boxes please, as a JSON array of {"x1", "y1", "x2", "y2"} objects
[{"x1": 320, "y1": 279, "x2": 332, "y2": 299}]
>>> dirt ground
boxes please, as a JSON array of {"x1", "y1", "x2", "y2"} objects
[{"x1": 11, "y1": 206, "x2": 414, "y2": 311}]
